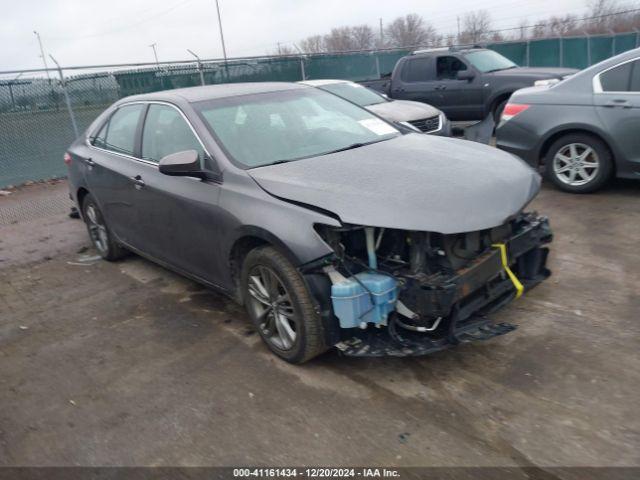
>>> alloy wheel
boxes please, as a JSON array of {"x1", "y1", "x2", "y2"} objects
[
  {"x1": 552, "y1": 143, "x2": 600, "y2": 187},
  {"x1": 85, "y1": 204, "x2": 109, "y2": 255},
  {"x1": 247, "y1": 265, "x2": 297, "y2": 351}
]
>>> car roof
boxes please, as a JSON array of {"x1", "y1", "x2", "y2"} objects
[
  {"x1": 299, "y1": 79, "x2": 350, "y2": 87},
  {"x1": 120, "y1": 82, "x2": 309, "y2": 104},
  {"x1": 410, "y1": 47, "x2": 486, "y2": 57}
]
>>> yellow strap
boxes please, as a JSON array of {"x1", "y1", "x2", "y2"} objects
[{"x1": 492, "y1": 243, "x2": 524, "y2": 299}]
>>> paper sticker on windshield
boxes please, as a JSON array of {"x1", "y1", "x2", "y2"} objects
[{"x1": 358, "y1": 118, "x2": 397, "y2": 136}]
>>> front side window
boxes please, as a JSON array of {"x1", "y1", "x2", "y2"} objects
[
  {"x1": 196, "y1": 88, "x2": 400, "y2": 168},
  {"x1": 319, "y1": 82, "x2": 387, "y2": 107},
  {"x1": 600, "y1": 60, "x2": 636, "y2": 92},
  {"x1": 464, "y1": 50, "x2": 517, "y2": 73},
  {"x1": 401, "y1": 58, "x2": 433, "y2": 82},
  {"x1": 141, "y1": 104, "x2": 204, "y2": 163},
  {"x1": 102, "y1": 104, "x2": 144, "y2": 156},
  {"x1": 436, "y1": 56, "x2": 468, "y2": 80}
]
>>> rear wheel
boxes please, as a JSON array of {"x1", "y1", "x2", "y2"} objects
[
  {"x1": 544, "y1": 133, "x2": 613, "y2": 193},
  {"x1": 241, "y1": 246, "x2": 327, "y2": 363},
  {"x1": 81, "y1": 194, "x2": 127, "y2": 261}
]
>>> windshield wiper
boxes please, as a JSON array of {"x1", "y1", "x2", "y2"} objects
[
  {"x1": 321, "y1": 138, "x2": 390, "y2": 156},
  {"x1": 486, "y1": 65, "x2": 517, "y2": 73}
]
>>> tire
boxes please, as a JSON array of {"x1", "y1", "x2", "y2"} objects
[
  {"x1": 241, "y1": 246, "x2": 327, "y2": 363},
  {"x1": 544, "y1": 133, "x2": 613, "y2": 194},
  {"x1": 493, "y1": 99, "x2": 508, "y2": 124},
  {"x1": 81, "y1": 193, "x2": 127, "y2": 261}
]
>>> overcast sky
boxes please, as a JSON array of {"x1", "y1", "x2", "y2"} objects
[{"x1": 3, "y1": 0, "x2": 589, "y2": 72}]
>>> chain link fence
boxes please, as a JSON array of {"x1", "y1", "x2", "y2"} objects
[{"x1": 1, "y1": 31, "x2": 639, "y2": 191}]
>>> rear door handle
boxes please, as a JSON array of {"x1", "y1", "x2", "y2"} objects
[
  {"x1": 605, "y1": 99, "x2": 632, "y2": 108},
  {"x1": 132, "y1": 175, "x2": 145, "y2": 189},
  {"x1": 85, "y1": 158, "x2": 95, "y2": 167},
  {"x1": 435, "y1": 85, "x2": 447, "y2": 90}
]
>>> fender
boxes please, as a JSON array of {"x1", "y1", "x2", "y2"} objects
[{"x1": 535, "y1": 122, "x2": 619, "y2": 166}]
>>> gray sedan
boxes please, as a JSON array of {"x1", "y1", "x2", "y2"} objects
[
  {"x1": 66, "y1": 82, "x2": 551, "y2": 363},
  {"x1": 300, "y1": 79, "x2": 451, "y2": 135},
  {"x1": 496, "y1": 47, "x2": 640, "y2": 193}
]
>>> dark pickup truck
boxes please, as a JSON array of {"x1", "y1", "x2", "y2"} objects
[{"x1": 361, "y1": 47, "x2": 577, "y2": 121}]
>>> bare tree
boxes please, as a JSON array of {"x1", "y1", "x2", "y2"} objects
[
  {"x1": 324, "y1": 27, "x2": 357, "y2": 52},
  {"x1": 272, "y1": 43, "x2": 296, "y2": 56},
  {"x1": 459, "y1": 10, "x2": 492, "y2": 44},
  {"x1": 299, "y1": 35, "x2": 325, "y2": 53},
  {"x1": 351, "y1": 24, "x2": 375, "y2": 50},
  {"x1": 384, "y1": 13, "x2": 437, "y2": 48}
]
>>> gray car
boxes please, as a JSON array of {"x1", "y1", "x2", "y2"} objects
[
  {"x1": 496, "y1": 47, "x2": 640, "y2": 193},
  {"x1": 66, "y1": 82, "x2": 552, "y2": 363},
  {"x1": 300, "y1": 79, "x2": 451, "y2": 135}
]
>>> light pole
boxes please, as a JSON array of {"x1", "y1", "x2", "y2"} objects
[
  {"x1": 187, "y1": 49, "x2": 206, "y2": 86},
  {"x1": 33, "y1": 30, "x2": 51, "y2": 81},
  {"x1": 214, "y1": 0, "x2": 227, "y2": 61},
  {"x1": 149, "y1": 43, "x2": 159, "y2": 67}
]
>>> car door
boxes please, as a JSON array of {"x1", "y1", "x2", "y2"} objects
[
  {"x1": 135, "y1": 102, "x2": 226, "y2": 286},
  {"x1": 85, "y1": 103, "x2": 147, "y2": 247},
  {"x1": 391, "y1": 57, "x2": 445, "y2": 107},
  {"x1": 593, "y1": 57, "x2": 640, "y2": 171},
  {"x1": 433, "y1": 55, "x2": 484, "y2": 120}
]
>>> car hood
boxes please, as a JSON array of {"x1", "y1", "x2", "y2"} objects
[
  {"x1": 489, "y1": 67, "x2": 578, "y2": 79},
  {"x1": 248, "y1": 134, "x2": 541, "y2": 234},
  {"x1": 366, "y1": 99, "x2": 441, "y2": 122}
]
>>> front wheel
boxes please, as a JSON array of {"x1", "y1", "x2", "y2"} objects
[
  {"x1": 544, "y1": 133, "x2": 613, "y2": 193},
  {"x1": 241, "y1": 246, "x2": 327, "y2": 363}
]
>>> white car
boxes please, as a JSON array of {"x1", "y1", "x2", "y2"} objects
[{"x1": 300, "y1": 79, "x2": 451, "y2": 136}]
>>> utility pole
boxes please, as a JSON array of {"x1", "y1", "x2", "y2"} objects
[
  {"x1": 187, "y1": 49, "x2": 206, "y2": 86},
  {"x1": 379, "y1": 18, "x2": 384, "y2": 47},
  {"x1": 457, "y1": 16, "x2": 461, "y2": 42},
  {"x1": 33, "y1": 30, "x2": 51, "y2": 81},
  {"x1": 148, "y1": 43, "x2": 159, "y2": 67},
  {"x1": 214, "y1": 0, "x2": 228, "y2": 62}
]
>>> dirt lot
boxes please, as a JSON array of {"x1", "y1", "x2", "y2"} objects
[{"x1": 0, "y1": 179, "x2": 639, "y2": 468}]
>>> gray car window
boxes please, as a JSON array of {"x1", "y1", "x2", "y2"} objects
[
  {"x1": 600, "y1": 61, "x2": 633, "y2": 92},
  {"x1": 630, "y1": 60, "x2": 640, "y2": 92},
  {"x1": 436, "y1": 56, "x2": 467, "y2": 80},
  {"x1": 196, "y1": 88, "x2": 399, "y2": 168},
  {"x1": 401, "y1": 58, "x2": 433, "y2": 82},
  {"x1": 142, "y1": 104, "x2": 203, "y2": 163},
  {"x1": 103, "y1": 104, "x2": 144, "y2": 156}
]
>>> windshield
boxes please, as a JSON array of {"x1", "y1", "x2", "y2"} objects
[
  {"x1": 195, "y1": 88, "x2": 400, "y2": 168},
  {"x1": 319, "y1": 82, "x2": 387, "y2": 107},
  {"x1": 464, "y1": 50, "x2": 517, "y2": 73}
]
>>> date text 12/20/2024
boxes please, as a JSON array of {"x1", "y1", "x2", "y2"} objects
[{"x1": 233, "y1": 468, "x2": 401, "y2": 478}]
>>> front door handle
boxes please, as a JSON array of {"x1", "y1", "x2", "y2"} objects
[
  {"x1": 85, "y1": 158, "x2": 95, "y2": 167},
  {"x1": 132, "y1": 175, "x2": 145, "y2": 189},
  {"x1": 605, "y1": 99, "x2": 632, "y2": 108},
  {"x1": 435, "y1": 85, "x2": 447, "y2": 91}
]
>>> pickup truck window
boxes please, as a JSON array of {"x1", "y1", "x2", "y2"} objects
[
  {"x1": 436, "y1": 56, "x2": 468, "y2": 80},
  {"x1": 464, "y1": 50, "x2": 517, "y2": 73},
  {"x1": 401, "y1": 57, "x2": 433, "y2": 82}
]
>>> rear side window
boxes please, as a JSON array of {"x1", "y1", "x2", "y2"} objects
[
  {"x1": 102, "y1": 104, "x2": 145, "y2": 156},
  {"x1": 600, "y1": 61, "x2": 633, "y2": 92},
  {"x1": 401, "y1": 58, "x2": 433, "y2": 82},
  {"x1": 141, "y1": 104, "x2": 204, "y2": 163}
]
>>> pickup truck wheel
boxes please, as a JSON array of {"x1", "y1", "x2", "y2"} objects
[
  {"x1": 241, "y1": 246, "x2": 327, "y2": 364},
  {"x1": 493, "y1": 99, "x2": 508, "y2": 123},
  {"x1": 544, "y1": 133, "x2": 613, "y2": 193},
  {"x1": 81, "y1": 194, "x2": 127, "y2": 261}
]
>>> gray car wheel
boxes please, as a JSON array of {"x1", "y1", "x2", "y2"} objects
[
  {"x1": 241, "y1": 246, "x2": 327, "y2": 363},
  {"x1": 81, "y1": 194, "x2": 127, "y2": 261},
  {"x1": 545, "y1": 133, "x2": 613, "y2": 193}
]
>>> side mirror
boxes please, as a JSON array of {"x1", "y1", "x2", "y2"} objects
[
  {"x1": 457, "y1": 70, "x2": 475, "y2": 81},
  {"x1": 159, "y1": 150, "x2": 206, "y2": 179}
]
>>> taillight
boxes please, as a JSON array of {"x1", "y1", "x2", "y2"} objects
[
  {"x1": 63, "y1": 152, "x2": 72, "y2": 165},
  {"x1": 501, "y1": 103, "x2": 530, "y2": 123}
]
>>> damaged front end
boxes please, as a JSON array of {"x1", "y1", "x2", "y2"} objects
[{"x1": 304, "y1": 213, "x2": 552, "y2": 357}]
